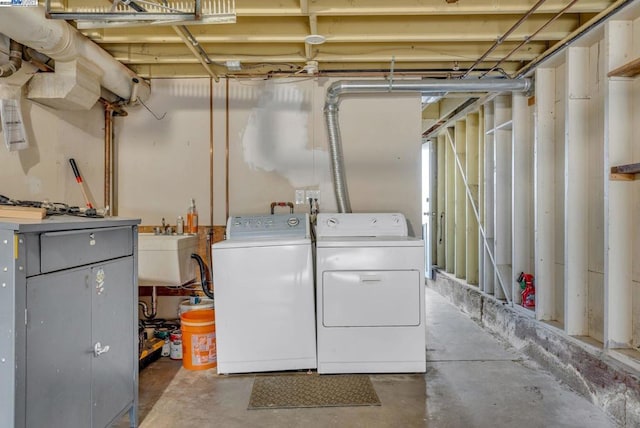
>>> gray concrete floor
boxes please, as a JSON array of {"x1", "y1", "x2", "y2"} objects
[{"x1": 117, "y1": 288, "x2": 617, "y2": 427}]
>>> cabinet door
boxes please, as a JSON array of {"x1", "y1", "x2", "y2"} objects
[
  {"x1": 26, "y1": 268, "x2": 92, "y2": 428},
  {"x1": 91, "y1": 257, "x2": 135, "y2": 428}
]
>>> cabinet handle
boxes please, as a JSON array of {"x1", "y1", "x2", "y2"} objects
[
  {"x1": 94, "y1": 342, "x2": 110, "y2": 357},
  {"x1": 360, "y1": 275, "x2": 381, "y2": 283}
]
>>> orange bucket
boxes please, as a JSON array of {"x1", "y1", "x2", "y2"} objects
[{"x1": 180, "y1": 309, "x2": 216, "y2": 371}]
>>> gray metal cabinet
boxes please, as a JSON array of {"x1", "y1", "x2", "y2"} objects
[{"x1": 0, "y1": 217, "x2": 140, "y2": 428}]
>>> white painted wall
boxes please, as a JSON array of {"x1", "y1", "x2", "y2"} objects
[
  {"x1": 116, "y1": 79, "x2": 212, "y2": 225},
  {"x1": 0, "y1": 86, "x2": 104, "y2": 208},
  {"x1": 222, "y1": 78, "x2": 422, "y2": 234},
  {"x1": 2, "y1": 76, "x2": 422, "y2": 235}
]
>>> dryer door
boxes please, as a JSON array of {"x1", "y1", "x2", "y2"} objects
[{"x1": 322, "y1": 270, "x2": 421, "y2": 327}]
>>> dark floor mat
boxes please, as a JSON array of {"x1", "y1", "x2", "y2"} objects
[{"x1": 248, "y1": 374, "x2": 381, "y2": 409}]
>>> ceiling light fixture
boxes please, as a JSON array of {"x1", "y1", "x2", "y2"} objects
[{"x1": 304, "y1": 34, "x2": 326, "y2": 45}]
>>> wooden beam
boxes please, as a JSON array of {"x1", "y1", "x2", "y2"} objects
[
  {"x1": 607, "y1": 57, "x2": 640, "y2": 78},
  {"x1": 609, "y1": 172, "x2": 637, "y2": 181},
  {"x1": 172, "y1": 26, "x2": 219, "y2": 81},
  {"x1": 610, "y1": 162, "x2": 640, "y2": 174}
]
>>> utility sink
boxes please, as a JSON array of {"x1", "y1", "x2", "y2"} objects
[{"x1": 138, "y1": 233, "x2": 199, "y2": 286}]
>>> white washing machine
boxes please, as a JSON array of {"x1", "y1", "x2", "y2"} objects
[
  {"x1": 315, "y1": 213, "x2": 426, "y2": 374},
  {"x1": 212, "y1": 213, "x2": 316, "y2": 374}
]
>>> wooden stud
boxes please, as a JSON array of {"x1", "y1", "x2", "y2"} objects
[
  {"x1": 436, "y1": 134, "x2": 447, "y2": 268},
  {"x1": 494, "y1": 94, "x2": 512, "y2": 301},
  {"x1": 445, "y1": 128, "x2": 456, "y2": 274},
  {"x1": 603, "y1": 20, "x2": 634, "y2": 349},
  {"x1": 465, "y1": 113, "x2": 479, "y2": 285},
  {"x1": 483, "y1": 102, "x2": 495, "y2": 295},
  {"x1": 455, "y1": 120, "x2": 467, "y2": 279},
  {"x1": 564, "y1": 46, "x2": 590, "y2": 335},
  {"x1": 534, "y1": 67, "x2": 557, "y2": 321},
  {"x1": 512, "y1": 92, "x2": 533, "y2": 306}
]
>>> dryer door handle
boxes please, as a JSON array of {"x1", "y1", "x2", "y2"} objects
[{"x1": 360, "y1": 274, "x2": 382, "y2": 283}]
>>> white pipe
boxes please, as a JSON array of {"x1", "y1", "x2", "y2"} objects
[
  {"x1": 0, "y1": 6, "x2": 150, "y2": 102},
  {"x1": 324, "y1": 78, "x2": 532, "y2": 212}
]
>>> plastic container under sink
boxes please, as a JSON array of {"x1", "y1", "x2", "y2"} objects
[{"x1": 138, "y1": 233, "x2": 199, "y2": 286}]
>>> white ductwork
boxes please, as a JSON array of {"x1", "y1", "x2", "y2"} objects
[
  {"x1": 0, "y1": 5, "x2": 150, "y2": 106},
  {"x1": 324, "y1": 78, "x2": 532, "y2": 213},
  {"x1": 27, "y1": 57, "x2": 103, "y2": 111}
]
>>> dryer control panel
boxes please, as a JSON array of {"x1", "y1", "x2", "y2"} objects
[
  {"x1": 316, "y1": 213, "x2": 408, "y2": 237},
  {"x1": 226, "y1": 213, "x2": 310, "y2": 239}
]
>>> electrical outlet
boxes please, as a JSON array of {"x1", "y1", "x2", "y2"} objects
[
  {"x1": 305, "y1": 190, "x2": 320, "y2": 203},
  {"x1": 295, "y1": 190, "x2": 306, "y2": 205}
]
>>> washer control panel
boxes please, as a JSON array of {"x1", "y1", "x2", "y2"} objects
[
  {"x1": 316, "y1": 213, "x2": 408, "y2": 237},
  {"x1": 226, "y1": 213, "x2": 309, "y2": 239}
]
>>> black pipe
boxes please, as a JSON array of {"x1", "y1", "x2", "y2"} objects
[{"x1": 191, "y1": 253, "x2": 214, "y2": 300}]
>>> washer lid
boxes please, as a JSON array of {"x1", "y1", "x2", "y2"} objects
[{"x1": 315, "y1": 236, "x2": 423, "y2": 248}]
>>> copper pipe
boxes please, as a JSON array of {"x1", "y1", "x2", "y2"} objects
[
  {"x1": 481, "y1": 0, "x2": 579, "y2": 78},
  {"x1": 461, "y1": 0, "x2": 547, "y2": 78},
  {"x1": 104, "y1": 106, "x2": 113, "y2": 213},
  {"x1": 225, "y1": 77, "x2": 230, "y2": 221},
  {"x1": 209, "y1": 76, "x2": 214, "y2": 226},
  {"x1": 99, "y1": 98, "x2": 127, "y2": 215}
]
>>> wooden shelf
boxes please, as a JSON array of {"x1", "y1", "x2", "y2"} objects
[
  {"x1": 608, "y1": 57, "x2": 640, "y2": 78},
  {"x1": 610, "y1": 163, "x2": 640, "y2": 181}
]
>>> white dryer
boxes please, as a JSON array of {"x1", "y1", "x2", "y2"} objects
[
  {"x1": 212, "y1": 213, "x2": 316, "y2": 374},
  {"x1": 315, "y1": 213, "x2": 426, "y2": 374}
]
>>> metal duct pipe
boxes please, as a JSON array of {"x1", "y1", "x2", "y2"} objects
[
  {"x1": 0, "y1": 40, "x2": 23, "y2": 78},
  {"x1": 324, "y1": 104, "x2": 351, "y2": 213},
  {"x1": 0, "y1": 6, "x2": 149, "y2": 103},
  {"x1": 324, "y1": 78, "x2": 532, "y2": 212}
]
